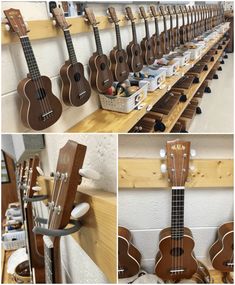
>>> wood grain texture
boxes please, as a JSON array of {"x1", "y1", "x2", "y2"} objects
[
  {"x1": 68, "y1": 26, "x2": 229, "y2": 133},
  {"x1": 119, "y1": 158, "x2": 233, "y2": 188}
]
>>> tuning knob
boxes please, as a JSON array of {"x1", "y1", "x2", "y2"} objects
[
  {"x1": 160, "y1": 149, "x2": 166, "y2": 158},
  {"x1": 71, "y1": 202, "x2": 90, "y2": 219},
  {"x1": 190, "y1": 149, "x2": 196, "y2": 157},
  {"x1": 36, "y1": 167, "x2": 44, "y2": 176},
  {"x1": 32, "y1": 186, "x2": 41, "y2": 192},
  {"x1": 49, "y1": 13, "x2": 53, "y2": 18},
  {"x1": 79, "y1": 168, "x2": 100, "y2": 180},
  {"x1": 5, "y1": 24, "x2": 10, "y2": 31},
  {"x1": 189, "y1": 165, "x2": 195, "y2": 172},
  {"x1": 160, "y1": 164, "x2": 167, "y2": 173},
  {"x1": 52, "y1": 19, "x2": 57, "y2": 26}
]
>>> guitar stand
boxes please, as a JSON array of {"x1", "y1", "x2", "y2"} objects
[
  {"x1": 33, "y1": 219, "x2": 81, "y2": 237},
  {"x1": 23, "y1": 194, "x2": 48, "y2": 203}
]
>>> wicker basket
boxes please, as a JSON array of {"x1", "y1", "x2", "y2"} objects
[{"x1": 99, "y1": 82, "x2": 149, "y2": 113}]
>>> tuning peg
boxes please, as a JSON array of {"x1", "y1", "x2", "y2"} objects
[
  {"x1": 52, "y1": 19, "x2": 57, "y2": 26},
  {"x1": 71, "y1": 202, "x2": 90, "y2": 219},
  {"x1": 160, "y1": 149, "x2": 166, "y2": 158},
  {"x1": 5, "y1": 24, "x2": 11, "y2": 31},
  {"x1": 190, "y1": 149, "x2": 197, "y2": 157},
  {"x1": 189, "y1": 165, "x2": 195, "y2": 172},
  {"x1": 49, "y1": 12, "x2": 53, "y2": 18},
  {"x1": 79, "y1": 168, "x2": 100, "y2": 180},
  {"x1": 32, "y1": 186, "x2": 41, "y2": 192},
  {"x1": 36, "y1": 167, "x2": 44, "y2": 176},
  {"x1": 160, "y1": 164, "x2": 167, "y2": 173}
]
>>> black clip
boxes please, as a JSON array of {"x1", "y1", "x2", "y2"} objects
[{"x1": 33, "y1": 219, "x2": 81, "y2": 237}]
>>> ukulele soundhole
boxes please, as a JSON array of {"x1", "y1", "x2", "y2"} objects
[
  {"x1": 74, "y1": 72, "x2": 81, "y2": 82},
  {"x1": 134, "y1": 50, "x2": 139, "y2": 56},
  {"x1": 100, "y1": 63, "x2": 106, "y2": 71},
  {"x1": 147, "y1": 45, "x2": 151, "y2": 50},
  {"x1": 170, "y1": 247, "x2": 184, "y2": 257},
  {"x1": 36, "y1": 88, "x2": 46, "y2": 100},
  {"x1": 118, "y1": 56, "x2": 124, "y2": 63}
]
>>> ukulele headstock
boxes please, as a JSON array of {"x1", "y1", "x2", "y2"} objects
[
  {"x1": 125, "y1": 7, "x2": 136, "y2": 22},
  {"x1": 163, "y1": 140, "x2": 192, "y2": 187},
  {"x1": 27, "y1": 156, "x2": 40, "y2": 198},
  {"x1": 52, "y1": 7, "x2": 71, "y2": 30},
  {"x1": 173, "y1": 6, "x2": 179, "y2": 16},
  {"x1": 159, "y1": 6, "x2": 166, "y2": 17},
  {"x1": 48, "y1": 140, "x2": 87, "y2": 230},
  {"x1": 84, "y1": 7, "x2": 99, "y2": 27},
  {"x1": 167, "y1": 6, "x2": 173, "y2": 16},
  {"x1": 4, "y1": 8, "x2": 29, "y2": 36},
  {"x1": 107, "y1": 7, "x2": 120, "y2": 24},
  {"x1": 149, "y1": 5, "x2": 159, "y2": 18},
  {"x1": 139, "y1": 6, "x2": 148, "y2": 20}
]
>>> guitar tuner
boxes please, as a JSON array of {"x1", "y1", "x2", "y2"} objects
[
  {"x1": 160, "y1": 164, "x2": 167, "y2": 173},
  {"x1": 36, "y1": 166, "x2": 44, "y2": 176},
  {"x1": 32, "y1": 186, "x2": 42, "y2": 192},
  {"x1": 71, "y1": 202, "x2": 90, "y2": 219},
  {"x1": 160, "y1": 149, "x2": 166, "y2": 158},
  {"x1": 52, "y1": 19, "x2": 57, "y2": 26},
  {"x1": 79, "y1": 168, "x2": 100, "y2": 180},
  {"x1": 190, "y1": 149, "x2": 196, "y2": 157}
]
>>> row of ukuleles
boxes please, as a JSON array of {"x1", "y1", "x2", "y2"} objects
[
  {"x1": 3, "y1": 4, "x2": 225, "y2": 130},
  {"x1": 4, "y1": 141, "x2": 99, "y2": 283},
  {"x1": 119, "y1": 140, "x2": 233, "y2": 283}
]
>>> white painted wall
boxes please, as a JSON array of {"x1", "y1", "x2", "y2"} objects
[
  {"x1": 1, "y1": 1, "x2": 187, "y2": 133},
  {"x1": 118, "y1": 134, "x2": 234, "y2": 273}
]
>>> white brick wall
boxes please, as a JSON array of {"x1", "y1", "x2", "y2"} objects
[{"x1": 118, "y1": 134, "x2": 234, "y2": 272}]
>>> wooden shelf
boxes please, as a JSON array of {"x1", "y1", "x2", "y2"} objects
[
  {"x1": 119, "y1": 158, "x2": 233, "y2": 188},
  {"x1": 68, "y1": 26, "x2": 229, "y2": 133},
  {"x1": 36, "y1": 176, "x2": 117, "y2": 283}
]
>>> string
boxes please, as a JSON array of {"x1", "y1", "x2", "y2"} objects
[
  {"x1": 172, "y1": 152, "x2": 177, "y2": 276},
  {"x1": 179, "y1": 154, "x2": 185, "y2": 276}
]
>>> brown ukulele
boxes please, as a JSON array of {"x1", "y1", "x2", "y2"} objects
[
  {"x1": 39, "y1": 140, "x2": 86, "y2": 283},
  {"x1": 84, "y1": 8, "x2": 113, "y2": 93},
  {"x1": 23, "y1": 156, "x2": 45, "y2": 283},
  {"x1": 52, "y1": 7, "x2": 91, "y2": 106},
  {"x1": 4, "y1": 9, "x2": 62, "y2": 131},
  {"x1": 209, "y1": 221, "x2": 234, "y2": 272},
  {"x1": 149, "y1": 5, "x2": 163, "y2": 59},
  {"x1": 159, "y1": 6, "x2": 170, "y2": 55},
  {"x1": 118, "y1": 226, "x2": 141, "y2": 279},
  {"x1": 107, "y1": 7, "x2": 129, "y2": 82},
  {"x1": 155, "y1": 140, "x2": 198, "y2": 281},
  {"x1": 139, "y1": 6, "x2": 155, "y2": 65},
  {"x1": 125, "y1": 7, "x2": 143, "y2": 73}
]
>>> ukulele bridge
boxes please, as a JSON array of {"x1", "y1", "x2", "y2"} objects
[
  {"x1": 42, "y1": 110, "x2": 53, "y2": 121},
  {"x1": 79, "y1": 91, "x2": 86, "y2": 97},
  {"x1": 170, "y1": 268, "x2": 185, "y2": 274}
]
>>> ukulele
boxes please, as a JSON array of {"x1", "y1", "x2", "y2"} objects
[
  {"x1": 149, "y1": 5, "x2": 163, "y2": 59},
  {"x1": 4, "y1": 9, "x2": 62, "y2": 131},
  {"x1": 188, "y1": 6, "x2": 195, "y2": 40},
  {"x1": 179, "y1": 6, "x2": 187, "y2": 45},
  {"x1": 209, "y1": 222, "x2": 234, "y2": 272},
  {"x1": 84, "y1": 8, "x2": 113, "y2": 93},
  {"x1": 192, "y1": 6, "x2": 199, "y2": 37},
  {"x1": 139, "y1": 6, "x2": 155, "y2": 65},
  {"x1": 23, "y1": 156, "x2": 45, "y2": 283},
  {"x1": 118, "y1": 226, "x2": 141, "y2": 279},
  {"x1": 155, "y1": 140, "x2": 198, "y2": 281},
  {"x1": 185, "y1": 6, "x2": 193, "y2": 42},
  {"x1": 173, "y1": 6, "x2": 181, "y2": 48},
  {"x1": 41, "y1": 140, "x2": 86, "y2": 283},
  {"x1": 125, "y1": 7, "x2": 143, "y2": 73},
  {"x1": 167, "y1": 6, "x2": 175, "y2": 51},
  {"x1": 107, "y1": 7, "x2": 129, "y2": 82},
  {"x1": 159, "y1": 6, "x2": 170, "y2": 55},
  {"x1": 52, "y1": 7, "x2": 91, "y2": 107}
]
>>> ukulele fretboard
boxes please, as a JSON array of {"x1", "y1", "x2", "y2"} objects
[
  {"x1": 171, "y1": 188, "x2": 185, "y2": 239},
  {"x1": 115, "y1": 23, "x2": 122, "y2": 50},
  {"x1": 93, "y1": 26, "x2": 103, "y2": 55},
  {"x1": 64, "y1": 30, "x2": 77, "y2": 65}
]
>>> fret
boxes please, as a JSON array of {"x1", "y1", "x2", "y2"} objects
[
  {"x1": 131, "y1": 22, "x2": 137, "y2": 44},
  {"x1": 115, "y1": 23, "x2": 122, "y2": 50},
  {"x1": 20, "y1": 37, "x2": 41, "y2": 80},
  {"x1": 64, "y1": 30, "x2": 77, "y2": 65},
  {"x1": 93, "y1": 26, "x2": 103, "y2": 55}
]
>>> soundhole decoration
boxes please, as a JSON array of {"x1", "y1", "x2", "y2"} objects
[
  {"x1": 36, "y1": 88, "x2": 46, "y2": 100},
  {"x1": 118, "y1": 56, "x2": 124, "y2": 63},
  {"x1": 170, "y1": 247, "x2": 184, "y2": 257},
  {"x1": 100, "y1": 63, "x2": 106, "y2": 71},
  {"x1": 74, "y1": 72, "x2": 81, "y2": 82},
  {"x1": 134, "y1": 50, "x2": 139, "y2": 56}
]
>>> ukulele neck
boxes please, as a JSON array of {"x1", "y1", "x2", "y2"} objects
[
  {"x1": 20, "y1": 36, "x2": 41, "y2": 80},
  {"x1": 44, "y1": 236, "x2": 55, "y2": 283},
  {"x1": 131, "y1": 21, "x2": 138, "y2": 44},
  {"x1": 154, "y1": 17, "x2": 160, "y2": 37},
  {"x1": 93, "y1": 26, "x2": 103, "y2": 55},
  {"x1": 171, "y1": 187, "x2": 185, "y2": 239},
  {"x1": 115, "y1": 23, "x2": 122, "y2": 50},
  {"x1": 144, "y1": 19, "x2": 150, "y2": 39},
  {"x1": 63, "y1": 29, "x2": 77, "y2": 65}
]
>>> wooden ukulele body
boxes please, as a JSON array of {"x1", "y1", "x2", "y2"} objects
[
  {"x1": 140, "y1": 37, "x2": 155, "y2": 65},
  {"x1": 180, "y1": 27, "x2": 187, "y2": 45},
  {"x1": 109, "y1": 47, "x2": 129, "y2": 82},
  {"x1": 152, "y1": 34, "x2": 163, "y2": 59},
  {"x1": 168, "y1": 29, "x2": 175, "y2": 51},
  {"x1": 18, "y1": 76, "x2": 62, "y2": 131},
  {"x1": 126, "y1": 42, "x2": 143, "y2": 73},
  {"x1": 160, "y1": 32, "x2": 169, "y2": 55},
  {"x1": 89, "y1": 52, "x2": 113, "y2": 93},
  {"x1": 60, "y1": 61, "x2": 91, "y2": 106},
  {"x1": 209, "y1": 222, "x2": 234, "y2": 272},
  {"x1": 118, "y1": 226, "x2": 141, "y2": 279},
  {"x1": 173, "y1": 28, "x2": 180, "y2": 48},
  {"x1": 155, "y1": 227, "x2": 198, "y2": 281}
]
